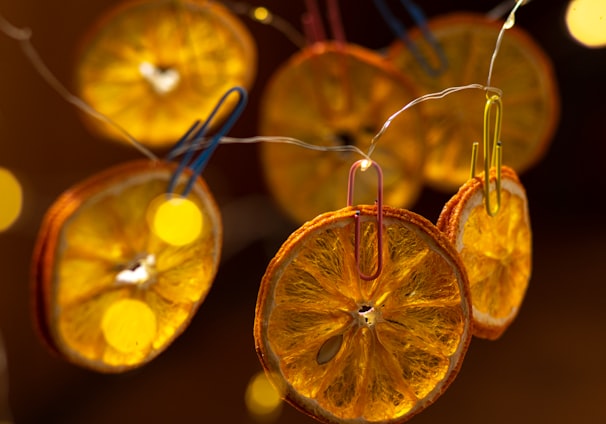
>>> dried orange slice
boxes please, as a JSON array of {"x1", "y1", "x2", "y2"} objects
[
  {"x1": 437, "y1": 166, "x2": 531, "y2": 340},
  {"x1": 74, "y1": 0, "x2": 256, "y2": 148},
  {"x1": 32, "y1": 159, "x2": 222, "y2": 372},
  {"x1": 259, "y1": 42, "x2": 426, "y2": 224},
  {"x1": 387, "y1": 12, "x2": 560, "y2": 191},
  {"x1": 254, "y1": 205, "x2": 471, "y2": 423}
]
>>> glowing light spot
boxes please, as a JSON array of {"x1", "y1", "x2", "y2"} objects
[
  {"x1": 149, "y1": 195, "x2": 203, "y2": 246},
  {"x1": 566, "y1": 0, "x2": 606, "y2": 48},
  {"x1": 252, "y1": 7, "x2": 271, "y2": 23},
  {"x1": 245, "y1": 371, "x2": 282, "y2": 422},
  {"x1": 0, "y1": 167, "x2": 22, "y2": 232},
  {"x1": 360, "y1": 159, "x2": 372, "y2": 171},
  {"x1": 138, "y1": 61, "x2": 181, "y2": 94},
  {"x1": 101, "y1": 299, "x2": 157, "y2": 353}
]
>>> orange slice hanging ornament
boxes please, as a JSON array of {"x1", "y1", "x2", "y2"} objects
[
  {"x1": 74, "y1": 0, "x2": 256, "y2": 148},
  {"x1": 437, "y1": 93, "x2": 532, "y2": 340},
  {"x1": 386, "y1": 11, "x2": 560, "y2": 191},
  {"x1": 437, "y1": 166, "x2": 531, "y2": 340},
  {"x1": 254, "y1": 160, "x2": 472, "y2": 423},
  {"x1": 259, "y1": 2, "x2": 425, "y2": 224},
  {"x1": 32, "y1": 87, "x2": 247, "y2": 372}
]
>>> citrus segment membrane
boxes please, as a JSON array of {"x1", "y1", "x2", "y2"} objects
[
  {"x1": 387, "y1": 12, "x2": 560, "y2": 191},
  {"x1": 32, "y1": 159, "x2": 222, "y2": 372},
  {"x1": 255, "y1": 205, "x2": 471, "y2": 423},
  {"x1": 437, "y1": 166, "x2": 531, "y2": 340},
  {"x1": 74, "y1": 0, "x2": 256, "y2": 147},
  {"x1": 260, "y1": 42, "x2": 425, "y2": 224}
]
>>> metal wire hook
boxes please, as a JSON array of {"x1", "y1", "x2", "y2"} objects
[{"x1": 347, "y1": 160, "x2": 384, "y2": 281}]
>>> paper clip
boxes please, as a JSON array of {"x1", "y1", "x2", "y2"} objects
[
  {"x1": 373, "y1": 0, "x2": 447, "y2": 77},
  {"x1": 470, "y1": 93, "x2": 502, "y2": 217},
  {"x1": 166, "y1": 86, "x2": 248, "y2": 196},
  {"x1": 347, "y1": 160, "x2": 384, "y2": 281},
  {"x1": 301, "y1": 0, "x2": 352, "y2": 116}
]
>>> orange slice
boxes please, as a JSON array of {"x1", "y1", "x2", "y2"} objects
[
  {"x1": 32, "y1": 159, "x2": 222, "y2": 372},
  {"x1": 437, "y1": 166, "x2": 531, "y2": 340},
  {"x1": 387, "y1": 12, "x2": 560, "y2": 191},
  {"x1": 254, "y1": 205, "x2": 471, "y2": 423},
  {"x1": 259, "y1": 41, "x2": 426, "y2": 224},
  {"x1": 74, "y1": 0, "x2": 256, "y2": 148}
]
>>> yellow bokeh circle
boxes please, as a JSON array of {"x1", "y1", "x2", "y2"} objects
[
  {"x1": 566, "y1": 0, "x2": 606, "y2": 48},
  {"x1": 245, "y1": 371, "x2": 282, "y2": 421},
  {"x1": 101, "y1": 299, "x2": 157, "y2": 353},
  {"x1": 148, "y1": 194, "x2": 203, "y2": 246},
  {"x1": 0, "y1": 167, "x2": 22, "y2": 231}
]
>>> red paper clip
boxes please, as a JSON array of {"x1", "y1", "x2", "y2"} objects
[{"x1": 347, "y1": 160, "x2": 384, "y2": 281}]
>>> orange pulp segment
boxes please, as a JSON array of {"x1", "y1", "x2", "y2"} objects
[
  {"x1": 387, "y1": 12, "x2": 560, "y2": 191},
  {"x1": 259, "y1": 41, "x2": 426, "y2": 224},
  {"x1": 74, "y1": 0, "x2": 256, "y2": 148},
  {"x1": 255, "y1": 205, "x2": 471, "y2": 423},
  {"x1": 32, "y1": 159, "x2": 222, "y2": 372},
  {"x1": 437, "y1": 166, "x2": 531, "y2": 340}
]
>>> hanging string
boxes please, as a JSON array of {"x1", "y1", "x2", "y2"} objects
[{"x1": 0, "y1": 13, "x2": 158, "y2": 161}]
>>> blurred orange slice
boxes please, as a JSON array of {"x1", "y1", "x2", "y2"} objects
[
  {"x1": 388, "y1": 12, "x2": 560, "y2": 191},
  {"x1": 437, "y1": 166, "x2": 531, "y2": 339},
  {"x1": 32, "y1": 159, "x2": 222, "y2": 372},
  {"x1": 74, "y1": 0, "x2": 256, "y2": 148},
  {"x1": 259, "y1": 41, "x2": 426, "y2": 224},
  {"x1": 255, "y1": 204, "x2": 471, "y2": 423}
]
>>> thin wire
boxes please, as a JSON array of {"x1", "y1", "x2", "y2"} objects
[
  {"x1": 486, "y1": 0, "x2": 527, "y2": 87},
  {"x1": 367, "y1": 83, "x2": 503, "y2": 158},
  {"x1": 173, "y1": 135, "x2": 373, "y2": 163},
  {"x1": 486, "y1": 0, "x2": 532, "y2": 21},
  {"x1": 0, "y1": 14, "x2": 158, "y2": 161}
]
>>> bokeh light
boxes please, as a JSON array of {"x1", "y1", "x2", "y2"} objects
[
  {"x1": 0, "y1": 168, "x2": 22, "y2": 232},
  {"x1": 148, "y1": 195, "x2": 203, "y2": 246},
  {"x1": 101, "y1": 299, "x2": 157, "y2": 354},
  {"x1": 565, "y1": 0, "x2": 606, "y2": 48},
  {"x1": 245, "y1": 371, "x2": 282, "y2": 422}
]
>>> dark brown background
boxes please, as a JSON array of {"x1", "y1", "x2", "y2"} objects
[{"x1": 0, "y1": 0, "x2": 605, "y2": 423}]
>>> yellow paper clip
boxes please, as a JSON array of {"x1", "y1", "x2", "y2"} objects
[{"x1": 470, "y1": 93, "x2": 502, "y2": 217}]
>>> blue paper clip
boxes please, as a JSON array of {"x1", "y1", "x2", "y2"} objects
[
  {"x1": 373, "y1": 0, "x2": 447, "y2": 77},
  {"x1": 166, "y1": 86, "x2": 248, "y2": 196}
]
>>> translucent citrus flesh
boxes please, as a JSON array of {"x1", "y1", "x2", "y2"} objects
[
  {"x1": 438, "y1": 167, "x2": 531, "y2": 339},
  {"x1": 255, "y1": 206, "x2": 471, "y2": 423},
  {"x1": 75, "y1": 0, "x2": 256, "y2": 147},
  {"x1": 260, "y1": 42, "x2": 425, "y2": 224},
  {"x1": 34, "y1": 160, "x2": 221, "y2": 371},
  {"x1": 387, "y1": 13, "x2": 560, "y2": 191}
]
